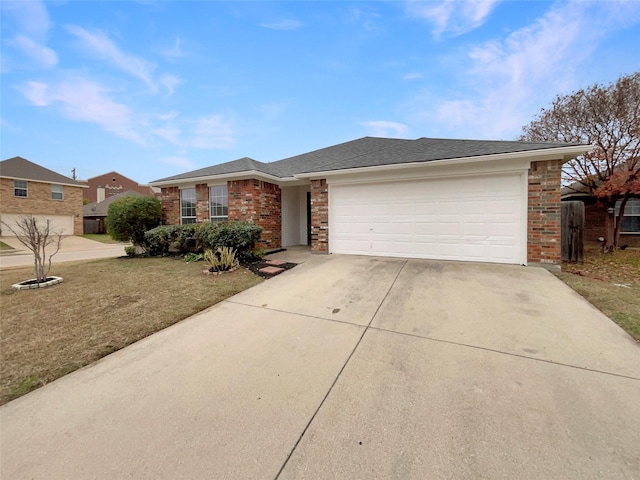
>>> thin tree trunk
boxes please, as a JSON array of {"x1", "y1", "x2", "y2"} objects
[{"x1": 614, "y1": 195, "x2": 630, "y2": 249}]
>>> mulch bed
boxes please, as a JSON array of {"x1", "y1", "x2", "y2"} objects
[{"x1": 241, "y1": 260, "x2": 298, "y2": 279}]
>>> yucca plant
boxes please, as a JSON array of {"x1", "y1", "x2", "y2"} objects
[{"x1": 203, "y1": 246, "x2": 239, "y2": 272}]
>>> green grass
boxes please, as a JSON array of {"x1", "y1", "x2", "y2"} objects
[
  {"x1": 0, "y1": 241, "x2": 14, "y2": 250},
  {"x1": 80, "y1": 233, "x2": 122, "y2": 244}
]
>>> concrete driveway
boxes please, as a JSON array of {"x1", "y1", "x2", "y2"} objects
[
  {"x1": 0, "y1": 235, "x2": 127, "y2": 269},
  {"x1": 1, "y1": 255, "x2": 639, "y2": 479}
]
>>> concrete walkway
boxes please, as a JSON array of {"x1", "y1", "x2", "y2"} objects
[
  {"x1": 1, "y1": 255, "x2": 639, "y2": 479},
  {"x1": 0, "y1": 235, "x2": 128, "y2": 269}
]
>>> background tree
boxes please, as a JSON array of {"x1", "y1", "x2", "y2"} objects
[
  {"x1": 105, "y1": 196, "x2": 162, "y2": 253},
  {"x1": 0, "y1": 216, "x2": 63, "y2": 283},
  {"x1": 520, "y1": 72, "x2": 640, "y2": 251}
]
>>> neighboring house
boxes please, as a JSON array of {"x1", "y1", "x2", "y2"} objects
[
  {"x1": 150, "y1": 136, "x2": 590, "y2": 266},
  {"x1": 0, "y1": 156, "x2": 86, "y2": 236},
  {"x1": 83, "y1": 190, "x2": 148, "y2": 234},
  {"x1": 81, "y1": 171, "x2": 158, "y2": 204},
  {"x1": 561, "y1": 184, "x2": 640, "y2": 247}
]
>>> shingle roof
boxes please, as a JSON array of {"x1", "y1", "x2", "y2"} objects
[
  {"x1": 83, "y1": 190, "x2": 148, "y2": 217},
  {"x1": 0, "y1": 156, "x2": 85, "y2": 186},
  {"x1": 153, "y1": 157, "x2": 272, "y2": 182},
  {"x1": 151, "y1": 136, "x2": 586, "y2": 183}
]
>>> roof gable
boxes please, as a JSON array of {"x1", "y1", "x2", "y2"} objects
[{"x1": 0, "y1": 156, "x2": 85, "y2": 187}]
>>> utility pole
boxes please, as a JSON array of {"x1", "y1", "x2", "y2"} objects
[{"x1": 71, "y1": 168, "x2": 76, "y2": 180}]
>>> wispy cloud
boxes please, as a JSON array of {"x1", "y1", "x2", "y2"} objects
[
  {"x1": 159, "y1": 73, "x2": 182, "y2": 95},
  {"x1": 405, "y1": 0, "x2": 500, "y2": 38},
  {"x1": 187, "y1": 115, "x2": 236, "y2": 149},
  {"x1": 361, "y1": 121, "x2": 409, "y2": 138},
  {"x1": 260, "y1": 19, "x2": 302, "y2": 30},
  {"x1": 161, "y1": 36, "x2": 186, "y2": 59},
  {"x1": 66, "y1": 25, "x2": 157, "y2": 88},
  {"x1": 19, "y1": 78, "x2": 144, "y2": 144},
  {"x1": 403, "y1": 72, "x2": 423, "y2": 80},
  {"x1": 8, "y1": 35, "x2": 58, "y2": 68},
  {"x1": 409, "y1": 1, "x2": 640, "y2": 139},
  {"x1": 1, "y1": 0, "x2": 51, "y2": 40}
]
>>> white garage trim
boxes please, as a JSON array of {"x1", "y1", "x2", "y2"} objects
[
  {"x1": 329, "y1": 172, "x2": 527, "y2": 265},
  {"x1": 0, "y1": 214, "x2": 74, "y2": 236}
]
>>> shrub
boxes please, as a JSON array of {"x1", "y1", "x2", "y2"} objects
[
  {"x1": 106, "y1": 196, "x2": 161, "y2": 249},
  {"x1": 204, "y1": 247, "x2": 239, "y2": 272},
  {"x1": 144, "y1": 224, "x2": 198, "y2": 256},
  {"x1": 195, "y1": 221, "x2": 262, "y2": 253},
  {"x1": 124, "y1": 246, "x2": 136, "y2": 257},
  {"x1": 237, "y1": 247, "x2": 266, "y2": 263},
  {"x1": 144, "y1": 221, "x2": 262, "y2": 257},
  {"x1": 184, "y1": 252, "x2": 203, "y2": 263}
]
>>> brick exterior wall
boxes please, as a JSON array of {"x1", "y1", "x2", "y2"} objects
[
  {"x1": 527, "y1": 160, "x2": 562, "y2": 264},
  {"x1": 310, "y1": 179, "x2": 329, "y2": 253},
  {"x1": 160, "y1": 186, "x2": 180, "y2": 225},
  {"x1": 0, "y1": 178, "x2": 84, "y2": 235},
  {"x1": 583, "y1": 201, "x2": 640, "y2": 247},
  {"x1": 84, "y1": 172, "x2": 155, "y2": 203},
  {"x1": 228, "y1": 180, "x2": 281, "y2": 249},
  {"x1": 195, "y1": 184, "x2": 210, "y2": 223},
  {"x1": 161, "y1": 180, "x2": 283, "y2": 249}
]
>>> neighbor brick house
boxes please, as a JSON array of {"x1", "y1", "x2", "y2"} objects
[
  {"x1": 561, "y1": 186, "x2": 640, "y2": 247},
  {"x1": 150, "y1": 137, "x2": 590, "y2": 266},
  {"x1": 81, "y1": 171, "x2": 158, "y2": 204},
  {"x1": 0, "y1": 156, "x2": 86, "y2": 236}
]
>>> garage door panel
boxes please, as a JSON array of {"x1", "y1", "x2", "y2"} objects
[{"x1": 330, "y1": 174, "x2": 525, "y2": 264}]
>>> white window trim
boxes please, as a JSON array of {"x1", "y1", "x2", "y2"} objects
[
  {"x1": 615, "y1": 198, "x2": 640, "y2": 234},
  {"x1": 14, "y1": 180, "x2": 28, "y2": 198},
  {"x1": 51, "y1": 184, "x2": 64, "y2": 201},
  {"x1": 209, "y1": 185, "x2": 228, "y2": 222},
  {"x1": 180, "y1": 188, "x2": 196, "y2": 224}
]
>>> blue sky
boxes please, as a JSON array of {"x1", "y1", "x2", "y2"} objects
[{"x1": 2, "y1": 1, "x2": 639, "y2": 184}]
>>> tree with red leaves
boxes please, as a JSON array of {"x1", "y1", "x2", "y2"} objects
[{"x1": 520, "y1": 72, "x2": 640, "y2": 251}]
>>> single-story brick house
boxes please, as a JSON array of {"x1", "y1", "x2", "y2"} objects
[
  {"x1": 0, "y1": 156, "x2": 86, "y2": 236},
  {"x1": 150, "y1": 136, "x2": 590, "y2": 266},
  {"x1": 561, "y1": 185, "x2": 640, "y2": 247}
]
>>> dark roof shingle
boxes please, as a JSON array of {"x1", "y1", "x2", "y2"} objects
[
  {"x1": 0, "y1": 156, "x2": 85, "y2": 186},
  {"x1": 151, "y1": 136, "x2": 585, "y2": 183}
]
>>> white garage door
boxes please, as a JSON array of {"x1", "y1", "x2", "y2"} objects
[
  {"x1": 330, "y1": 174, "x2": 525, "y2": 264},
  {"x1": 0, "y1": 214, "x2": 74, "y2": 236}
]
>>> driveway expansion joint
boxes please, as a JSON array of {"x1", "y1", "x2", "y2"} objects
[
  {"x1": 369, "y1": 326, "x2": 640, "y2": 382},
  {"x1": 272, "y1": 259, "x2": 409, "y2": 480}
]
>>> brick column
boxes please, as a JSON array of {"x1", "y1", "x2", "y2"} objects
[
  {"x1": 160, "y1": 186, "x2": 180, "y2": 225},
  {"x1": 310, "y1": 179, "x2": 328, "y2": 253},
  {"x1": 195, "y1": 183, "x2": 210, "y2": 223},
  {"x1": 527, "y1": 160, "x2": 562, "y2": 264},
  {"x1": 228, "y1": 179, "x2": 281, "y2": 249}
]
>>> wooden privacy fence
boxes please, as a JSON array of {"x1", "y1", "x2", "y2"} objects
[
  {"x1": 561, "y1": 201, "x2": 584, "y2": 263},
  {"x1": 83, "y1": 218, "x2": 104, "y2": 235}
]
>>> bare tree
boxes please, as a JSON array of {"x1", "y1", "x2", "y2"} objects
[
  {"x1": 1, "y1": 216, "x2": 63, "y2": 282},
  {"x1": 520, "y1": 72, "x2": 640, "y2": 251}
]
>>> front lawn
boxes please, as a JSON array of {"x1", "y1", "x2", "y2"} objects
[
  {"x1": 0, "y1": 241, "x2": 14, "y2": 251},
  {"x1": 0, "y1": 257, "x2": 263, "y2": 405},
  {"x1": 556, "y1": 244, "x2": 640, "y2": 342}
]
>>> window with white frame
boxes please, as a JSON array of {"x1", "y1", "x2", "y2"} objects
[
  {"x1": 209, "y1": 185, "x2": 228, "y2": 222},
  {"x1": 615, "y1": 198, "x2": 640, "y2": 233},
  {"x1": 180, "y1": 188, "x2": 196, "y2": 224},
  {"x1": 51, "y1": 184, "x2": 63, "y2": 200},
  {"x1": 14, "y1": 180, "x2": 27, "y2": 197}
]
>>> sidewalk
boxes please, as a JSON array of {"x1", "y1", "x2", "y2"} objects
[{"x1": 0, "y1": 236, "x2": 128, "y2": 269}]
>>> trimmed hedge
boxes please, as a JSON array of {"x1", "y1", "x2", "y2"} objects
[{"x1": 144, "y1": 221, "x2": 262, "y2": 257}]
